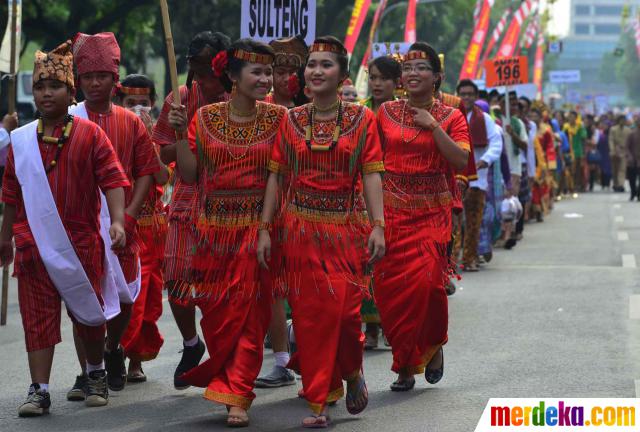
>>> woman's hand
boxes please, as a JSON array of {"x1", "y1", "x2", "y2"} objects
[
  {"x1": 256, "y1": 230, "x2": 272, "y2": 270},
  {"x1": 411, "y1": 108, "x2": 438, "y2": 130},
  {"x1": 168, "y1": 104, "x2": 188, "y2": 133},
  {"x1": 367, "y1": 226, "x2": 386, "y2": 264}
]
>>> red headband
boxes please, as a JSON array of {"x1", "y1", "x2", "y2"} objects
[
  {"x1": 310, "y1": 42, "x2": 346, "y2": 56},
  {"x1": 233, "y1": 49, "x2": 273, "y2": 65},
  {"x1": 403, "y1": 51, "x2": 429, "y2": 62},
  {"x1": 120, "y1": 86, "x2": 151, "y2": 96}
]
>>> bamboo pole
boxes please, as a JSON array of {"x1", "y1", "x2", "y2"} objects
[
  {"x1": 159, "y1": 0, "x2": 180, "y2": 102},
  {"x1": 1, "y1": 0, "x2": 18, "y2": 326}
]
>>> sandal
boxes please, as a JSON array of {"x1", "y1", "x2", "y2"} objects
[
  {"x1": 425, "y1": 347, "x2": 444, "y2": 384},
  {"x1": 127, "y1": 368, "x2": 147, "y2": 383},
  {"x1": 390, "y1": 377, "x2": 415, "y2": 392},
  {"x1": 227, "y1": 412, "x2": 249, "y2": 428},
  {"x1": 302, "y1": 414, "x2": 331, "y2": 429},
  {"x1": 346, "y1": 371, "x2": 368, "y2": 415}
]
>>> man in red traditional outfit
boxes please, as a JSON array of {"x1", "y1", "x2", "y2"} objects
[
  {"x1": 68, "y1": 32, "x2": 159, "y2": 395},
  {"x1": 152, "y1": 31, "x2": 230, "y2": 390},
  {"x1": 0, "y1": 41, "x2": 129, "y2": 416},
  {"x1": 115, "y1": 74, "x2": 170, "y2": 382}
]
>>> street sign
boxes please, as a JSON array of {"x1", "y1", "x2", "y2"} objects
[
  {"x1": 549, "y1": 69, "x2": 581, "y2": 84},
  {"x1": 547, "y1": 41, "x2": 562, "y2": 54},
  {"x1": 241, "y1": 0, "x2": 316, "y2": 46},
  {"x1": 484, "y1": 56, "x2": 529, "y2": 87}
]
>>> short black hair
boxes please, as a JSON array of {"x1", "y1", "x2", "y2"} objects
[
  {"x1": 188, "y1": 31, "x2": 231, "y2": 60},
  {"x1": 407, "y1": 42, "x2": 442, "y2": 90},
  {"x1": 219, "y1": 38, "x2": 275, "y2": 93},
  {"x1": 456, "y1": 78, "x2": 478, "y2": 95},
  {"x1": 519, "y1": 96, "x2": 531, "y2": 107},
  {"x1": 310, "y1": 36, "x2": 349, "y2": 78},
  {"x1": 117, "y1": 74, "x2": 156, "y2": 103},
  {"x1": 368, "y1": 56, "x2": 401, "y2": 81}
]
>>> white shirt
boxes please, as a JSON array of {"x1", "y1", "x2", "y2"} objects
[
  {"x1": 520, "y1": 119, "x2": 537, "y2": 178},
  {"x1": 502, "y1": 116, "x2": 528, "y2": 176},
  {"x1": 0, "y1": 127, "x2": 10, "y2": 150},
  {"x1": 468, "y1": 112, "x2": 503, "y2": 191}
]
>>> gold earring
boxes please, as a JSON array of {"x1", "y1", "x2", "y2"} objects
[{"x1": 231, "y1": 82, "x2": 237, "y2": 98}]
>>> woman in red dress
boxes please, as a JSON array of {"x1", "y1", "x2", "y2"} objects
[
  {"x1": 257, "y1": 36, "x2": 385, "y2": 428},
  {"x1": 374, "y1": 42, "x2": 470, "y2": 391},
  {"x1": 169, "y1": 39, "x2": 287, "y2": 427}
]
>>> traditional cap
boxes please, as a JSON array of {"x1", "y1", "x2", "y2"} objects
[
  {"x1": 72, "y1": 32, "x2": 120, "y2": 77},
  {"x1": 33, "y1": 40, "x2": 74, "y2": 88},
  {"x1": 270, "y1": 36, "x2": 308, "y2": 69}
]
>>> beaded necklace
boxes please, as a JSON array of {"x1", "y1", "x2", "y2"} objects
[
  {"x1": 305, "y1": 100, "x2": 343, "y2": 152},
  {"x1": 37, "y1": 114, "x2": 74, "y2": 173},
  {"x1": 400, "y1": 99, "x2": 434, "y2": 144},
  {"x1": 225, "y1": 101, "x2": 261, "y2": 160}
]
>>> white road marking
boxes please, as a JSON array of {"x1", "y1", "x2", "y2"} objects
[
  {"x1": 615, "y1": 215, "x2": 624, "y2": 223},
  {"x1": 614, "y1": 204, "x2": 621, "y2": 209},
  {"x1": 618, "y1": 231, "x2": 630, "y2": 241},
  {"x1": 636, "y1": 380, "x2": 640, "y2": 398},
  {"x1": 622, "y1": 254, "x2": 637, "y2": 268},
  {"x1": 630, "y1": 295, "x2": 640, "y2": 320}
]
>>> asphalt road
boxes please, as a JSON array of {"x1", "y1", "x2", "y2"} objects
[{"x1": 1, "y1": 190, "x2": 639, "y2": 431}]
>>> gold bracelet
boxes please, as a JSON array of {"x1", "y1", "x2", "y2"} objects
[
  {"x1": 372, "y1": 219, "x2": 385, "y2": 229},
  {"x1": 258, "y1": 221, "x2": 273, "y2": 232}
]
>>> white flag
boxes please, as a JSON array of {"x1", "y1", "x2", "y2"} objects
[{"x1": 0, "y1": 0, "x2": 22, "y2": 73}]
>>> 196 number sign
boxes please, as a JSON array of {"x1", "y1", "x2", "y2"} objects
[{"x1": 484, "y1": 56, "x2": 529, "y2": 87}]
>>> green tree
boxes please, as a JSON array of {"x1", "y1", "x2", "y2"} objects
[{"x1": 614, "y1": 31, "x2": 640, "y2": 105}]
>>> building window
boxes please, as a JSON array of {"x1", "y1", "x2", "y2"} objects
[
  {"x1": 575, "y1": 24, "x2": 590, "y2": 35},
  {"x1": 575, "y1": 5, "x2": 590, "y2": 15},
  {"x1": 594, "y1": 24, "x2": 621, "y2": 35},
  {"x1": 594, "y1": 5, "x2": 623, "y2": 16}
]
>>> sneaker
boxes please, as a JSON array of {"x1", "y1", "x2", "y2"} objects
[
  {"x1": 67, "y1": 373, "x2": 88, "y2": 401},
  {"x1": 104, "y1": 346, "x2": 126, "y2": 391},
  {"x1": 255, "y1": 365, "x2": 296, "y2": 388},
  {"x1": 174, "y1": 338, "x2": 205, "y2": 390},
  {"x1": 18, "y1": 384, "x2": 51, "y2": 417},
  {"x1": 85, "y1": 370, "x2": 109, "y2": 407}
]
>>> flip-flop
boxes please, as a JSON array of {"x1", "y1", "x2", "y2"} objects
[
  {"x1": 390, "y1": 377, "x2": 416, "y2": 392},
  {"x1": 346, "y1": 372, "x2": 368, "y2": 415},
  {"x1": 302, "y1": 414, "x2": 331, "y2": 429}
]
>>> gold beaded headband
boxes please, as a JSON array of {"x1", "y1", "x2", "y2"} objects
[
  {"x1": 233, "y1": 49, "x2": 273, "y2": 65},
  {"x1": 403, "y1": 51, "x2": 429, "y2": 62},
  {"x1": 120, "y1": 86, "x2": 151, "y2": 96},
  {"x1": 310, "y1": 42, "x2": 346, "y2": 56}
]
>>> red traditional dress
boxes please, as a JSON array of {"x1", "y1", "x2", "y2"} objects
[
  {"x1": 268, "y1": 102, "x2": 384, "y2": 414},
  {"x1": 180, "y1": 101, "x2": 288, "y2": 410},
  {"x1": 374, "y1": 99, "x2": 470, "y2": 375},
  {"x1": 152, "y1": 82, "x2": 212, "y2": 302},
  {"x1": 2, "y1": 117, "x2": 129, "y2": 351},
  {"x1": 85, "y1": 104, "x2": 159, "y2": 285},
  {"x1": 121, "y1": 181, "x2": 167, "y2": 361},
  {"x1": 532, "y1": 123, "x2": 554, "y2": 215}
]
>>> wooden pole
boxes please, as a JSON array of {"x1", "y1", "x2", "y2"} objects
[
  {"x1": 159, "y1": 0, "x2": 180, "y2": 102},
  {"x1": 1, "y1": 0, "x2": 17, "y2": 326}
]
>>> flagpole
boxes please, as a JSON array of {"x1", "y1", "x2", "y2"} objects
[
  {"x1": 159, "y1": 0, "x2": 180, "y2": 104},
  {"x1": 1, "y1": 0, "x2": 17, "y2": 327}
]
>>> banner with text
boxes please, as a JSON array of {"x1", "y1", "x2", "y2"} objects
[
  {"x1": 459, "y1": 0, "x2": 494, "y2": 80},
  {"x1": 404, "y1": 0, "x2": 417, "y2": 43},
  {"x1": 484, "y1": 56, "x2": 529, "y2": 87},
  {"x1": 532, "y1": 33, "x2": 545, "y2": 98},
  {"x1": 241, "y1": 0, "x2": 316, "y2": 46},
  {"x1": 496, "y1": 0, "x2": 536, "y2": 58},
  {"x1": 344, "y1": 0, "x2": 371, "y2": 55}
]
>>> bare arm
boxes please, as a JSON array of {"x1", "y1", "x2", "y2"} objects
[
  {"x1": 160, "y1": 144, "x2": 177, "y2": 165},
  {"x1": 153, "y1": 152, "x2": 170, "y2": 185},
  {"x1": 256, "y1": 172, "x2": 281, "y2": 269},
  {"x1": 105, "y1": 187, "x2": 126, "y2": 248},
  {"x1": 169, "y1": 104, "x2": 197, "y2": 184},
  {"x1": 126, "y1": 175, "x2": 153, "y2": 218},
  {"x1": 0, "y1": 204, "x2": 15, "y2": 266},
  {"x1": 433, "y1": 126, "x2": 469, "y2": 171},
  {"x1": 362, "y1": 173, "x2": 384, "y2": 222}
]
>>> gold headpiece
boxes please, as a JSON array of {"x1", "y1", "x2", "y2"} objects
[{"x1": 233, "y1": 49, "x2": 273, "y2": 65}]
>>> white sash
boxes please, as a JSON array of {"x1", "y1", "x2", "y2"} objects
[
  {"x1": 69, "y1": 102, "x2": 141, "y2": 304},
  {"x1": 11, "y1": 120, "x2": 119, "y2": 325}
]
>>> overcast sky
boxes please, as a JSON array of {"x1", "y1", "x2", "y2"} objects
[{"x1": 542, "y1": 0, "x2": 571, "y2": 37}]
